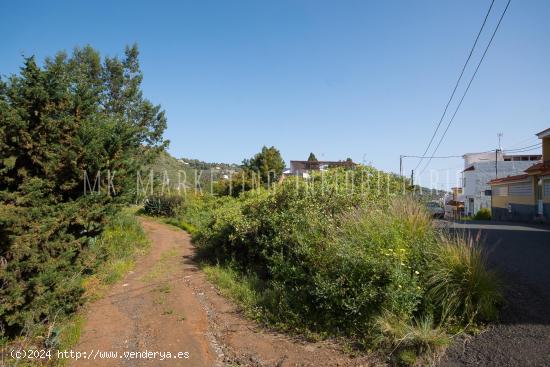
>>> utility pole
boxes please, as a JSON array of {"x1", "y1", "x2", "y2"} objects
[
  {"x1": 399, "y1": 155, "x2": 403, "y2": 177},
  {"x1": 495, "y1": 148, "x2": 499, "y2": 178},
  {"x1": 410, "y1": 170, "x2": 414, "y2": 186},
  {"x1": 496, "y1": 132, "x2": 503, "y2": 179}
]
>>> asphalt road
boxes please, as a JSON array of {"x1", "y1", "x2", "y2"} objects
[{"x1": 438, "y1": 221, "x2": 550, "y2": 367}]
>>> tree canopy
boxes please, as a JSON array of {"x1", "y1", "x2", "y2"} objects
[
  {"x1": 307, "y1": 152, "x2": 318, "y2": 162},
  {"x1": 242, "y1": 146, "x2": 285, "y2": 183},
  {"x1": 0, "y1": 45, "x2": 167, "y2": 335}
]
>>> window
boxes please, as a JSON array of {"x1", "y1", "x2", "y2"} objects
[
  {"x1": 484, "y1": 189, "x2": 492, "y2": 196},
  {"x1": 509, "y1": 183, "x2": 532, "y2": 197},
  {"x1": 544, "y1": 180, "x2": 550, "y2": 198},
  {"x1": 493, "y1": 186, "x2": 507, "y2": 196}
]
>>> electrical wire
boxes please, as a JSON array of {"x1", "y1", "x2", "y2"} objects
[
  {"x1": 414, "y1": 0, "x2": 496, "y2": 172},
  {"x1": 419, "y1": 0, "x2": 512, "y2": 175},
  {"x1": 503, "y1": 142, "x2": 542, "y2": 152}
]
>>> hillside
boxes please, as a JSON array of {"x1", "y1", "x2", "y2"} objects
[{"x1": 144, "y1": 151, "x2": 240, "y2": 193}]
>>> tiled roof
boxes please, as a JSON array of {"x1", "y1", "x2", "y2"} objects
[
  {"x1": 536, "y1": 127, "x2": 550, "y2": 138},
  {"x1": 488, "y1": 174, "x2": 529, "y2": 185},
  {"x1": 524, "y1": 162, "x2": 550, "y2": 173}
]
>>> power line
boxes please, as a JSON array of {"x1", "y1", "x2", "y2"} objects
[
  {"x1": 504, "y1": 142, "x2": 542, "y2": 152},
  {"x1": 414, "y1": 0, "x2": 496, "y2": 172},
  {"x1": 505, "y1": 136, "x2": 539, "y2": 150},
  {"x1": 504, "y1": 146, "x2": 542, "y2": 154},
  {"x1": 420, "y1": 0, "x2": 512, "y2": 175},
  {"x1": 405, "y1": 154, "x2": 463, "y2": 159}
]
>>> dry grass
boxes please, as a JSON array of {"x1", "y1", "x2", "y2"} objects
[{"x1": 425, "y1": 234, "x2": 502, "y2": 324}]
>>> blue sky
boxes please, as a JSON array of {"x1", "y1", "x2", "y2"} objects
[{"x1": 2, "y1": 0, "x2": 549, "y2": 189}]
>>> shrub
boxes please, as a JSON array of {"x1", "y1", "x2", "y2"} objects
[
  {"x1": 214, "y1": 171, "x2": 261, "y2": 197},
  {"x1": 192, "y1": 169, "x2": 501, "y2": 360},
  {"x1": 424, "y1": 235, "x2": 501, "y2": 324},
  {"x1": 196, "y1": 182, "x2": 434, "y2": 333},
  {"x1": 143, "y1": 195, "x2": 184, "y2": 217},
  {"x1": 376, "y1": 312, "x2": 450, "y2": 365},
  {"x1": 473, "y1": 208, "x2": 491, "y2": 220}
]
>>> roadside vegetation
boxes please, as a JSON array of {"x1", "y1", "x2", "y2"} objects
[
  {"x1": 0, "y1": 44, "x2": 165, "y2": 358},
  {"x1": 143, "y1": 163, "x2": 502, "y2": 366},
  {"x1": 473, "y1": 208, "x2": 492, "y2": 220},
  {"x1": 0, "y1": 41, "x2": 501, "y2": 366},
  {"x1": 1, "y1": 209, "x2": 149, "y2": 365}
]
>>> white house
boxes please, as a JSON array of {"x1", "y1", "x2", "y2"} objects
[
  {"x1": 289, "y1": 159, "x2": 355, "y2": 177},
  {"x1": 462, "y1": 152, "x2": 541, "y2": 216}
]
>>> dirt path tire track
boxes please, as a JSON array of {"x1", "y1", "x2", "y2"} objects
[
  {"x1": 71, "y1": 218, "x2": 217, "y2": 366},
  {"x1": 73, "y1": 218, "x2": 379, "y2": 367}
]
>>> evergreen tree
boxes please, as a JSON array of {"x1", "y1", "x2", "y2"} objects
[
  {"x1": 0, "y1": 45, "x2": 167, "y2": 336},
  {"x1": 242, "y1": 146, "x2": 285, "y2": 184},
  {"x1": 307, "y1": 152, "x2": 318, "y2": 162}
]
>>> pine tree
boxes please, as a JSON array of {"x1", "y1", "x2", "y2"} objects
[
  {"x1": 0, "y1": 45, "x2": 167, "y2": 336},
  {"x1": 242, "y1": 146, "x2": 285, "y2": 184}
]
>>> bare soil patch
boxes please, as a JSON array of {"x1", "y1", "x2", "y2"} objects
[{"x1": 72, "y1": 218, "x2": 380, "y2": 367}]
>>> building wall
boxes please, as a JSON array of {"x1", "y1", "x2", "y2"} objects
[
  {"x1": 544, "y1": 177, "x2": 550, "y2": 203},
  {"x1": 492, "y1": 193, "x2": 507, "y2": 208},
  {"x1": 492, "y1": 204, "x2": 537, "y2": 221},
  {"x1": 543, "y1": 137, "x2": 550, "y2": 162},
  {"x1": 463, "y1": 161, "x2": 536, "y2": 216},
  {"x1": 491, "y1": 176, "x2": 550, "y2": 221},
  {"x1": 463, "y1": 151, "x2": 503, "y2": 167}
]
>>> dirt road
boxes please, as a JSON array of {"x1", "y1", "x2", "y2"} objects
[
  {"x1": 71, "y1": 218, "x2": 217, "y2": 366},
  {"x1": 72, "y1": 218, "x2": 376, "y2": 367}
]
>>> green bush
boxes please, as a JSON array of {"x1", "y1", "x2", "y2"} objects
[
  {"x1": 143, "y1": 194, "x2": 185, "y2": 217},
  {"x1": 473, "y1": 208, "x2": 491, "y2": 220},
  {"x1": 0, "y1": 45, "x2": 167, "y2": 339},
  {"x1": 191, "y1": 168, "x2": 501, "y2": 359}
]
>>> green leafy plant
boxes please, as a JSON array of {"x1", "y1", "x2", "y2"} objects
[
  {"x1": 473, "y1": 208, "x2": 491, "y2": 220},
  {"x1": 164, "y1": 167, "x2": 501, "y2": 362},
  {"x1": 143, "y1": 194, "x2": 185, "y2": 217}
]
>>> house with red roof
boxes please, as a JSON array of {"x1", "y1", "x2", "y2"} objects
[{"x1": 488, "y1": 128, "x2": 550, "y2": 222}]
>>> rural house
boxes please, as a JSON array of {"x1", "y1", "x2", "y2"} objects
[
  {"x1": 289, "y1": 159, "x2": 355, "y2": 177},
  {"x1": 489, "y1": 128, "x2": 550, "y2": 222},
  {"x1": 461, "y1": 152, "x2": 541, "y2": 216}
]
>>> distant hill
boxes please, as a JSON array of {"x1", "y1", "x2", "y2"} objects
[
  {"x1": 145, "y1": 151, "x2": 449, "y2": 200},
  {"x1": 179, "y1": 157, "x2": 240, "y2": 171},
  {"x1": 149, "y1": 150, "x2": 191, "y2": 173},
  {"x1": 142, "y1": 151, "x2": 240, "y2": 193},
  {"x1": 146, "y1": 151, "x2": 239, "y2": 174}
]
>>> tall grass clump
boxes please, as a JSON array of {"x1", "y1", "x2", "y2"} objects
[
  {"x1": 83, "y1": 208, "x2": 150, "y2": 297},
  {"x1": 375, "y1": 312, "x2": 450, "y2": 365},
  {"x1": 424, "y1": 235, "x2": 501, "y2": 325}
]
